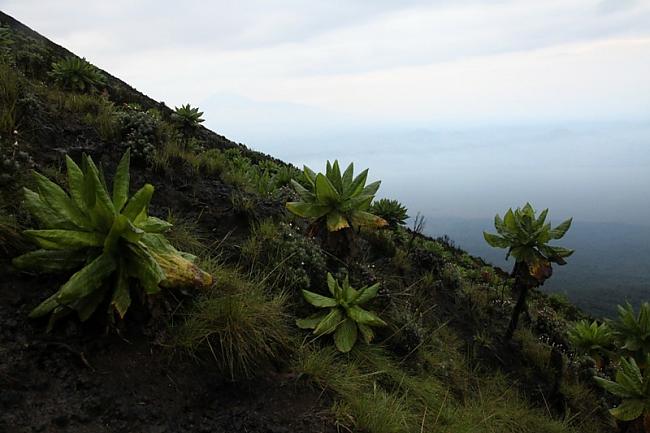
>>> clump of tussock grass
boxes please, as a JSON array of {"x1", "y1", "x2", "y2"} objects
[{"x1": 175, "y1": 264, "x2": 294, "y2": 380}]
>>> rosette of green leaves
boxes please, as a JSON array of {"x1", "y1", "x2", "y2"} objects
[
  {"x1": 49, "y1": 56, "x2": 106, "y2": 93},
  {"x1": 286, "y1": 160, "x2": 387, "y2": 232},
  {"x1": 13, "y1": 149, "x2": 212, "y2": 328},
  {"x1": 610, "y1": 302, "x2": 650, "y2": 364},
  {"x1": 296, "y1": 273, "x2": 386, "y2": 352},
  {"x1": 594, "y1": 356, "x2": 650, "y2": 425},
  {"x1": 370, "y1": 198, "x2": 409, "y2": 229},
  {"x1": 172, "y1": 104, "x2": 205, "y2": 130},
  {"x1": 568, "y1": 320, "x2": 615, "y2": 366},
  {"x1": 483, "y1": 203, "x2": 573, "y2": 281}
]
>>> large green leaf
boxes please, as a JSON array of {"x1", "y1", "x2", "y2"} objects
[
  {"x1": 341, "y1": 163, "x2": 354, "y2": 188},
  {"x1": 23, "y1": 229, "x2": 104, "y2": 250},
  {"x1": 346, "y1": 168, "x2": 368, "y2": 198},
  {"x1": 84, "y1": 157, "x2": 116, "y2": 229},
  {"x1": 327, "y1": 160, "x2": 343, "y2": 193},
  {"x1": 56, "y1": 253, "x2": 116, "y2": 304},
  {"x1": 112, "y1": 148, "x2": 131, "y2": 211},
  {"x1": 549, "y1": 218, "x2": 573, "y2": 240},
  {"x1": 360, "y1": 180, "x2": 381, "y2": 197},
  {"x1": 347, "y1": 305, "x2": 386, "y2": 327},
  {"x1": 32, "y1": 171, "x2": 90, "y2": 229},
  {"x1": 610, "y1": 399, "x2": 645, "y2": 421},
  {"x1": 136, "y1": 216, "x2": 173, "y2": 233},
  {"x1": 314, "y1": 308, "x2": 343, "y2": 336},
  {"x1": 341, "y1": 277, "x2": 359, "y2": 303},
  {"x1": 303, "y1": 166, "x2": 317, "y2": 187},
  {"x1": 13, "y1": 249, "x2": 90, "y2": 273},
  {"x1": 22, "y1": 188, "x2": 74, "y2": 229},
  {"x1": 358, "y1": 323, "x2": 375, "y2": 344},
  {"x1": 122, "y1": 184, "x2": 153, "y2": 221},
  {"x1": 334, "y1": 318, "x2": 358, "y2": 353},
  {"x1": 111, "y1": 262, "x2": 131, "y2": 318},
  {"x1": 355, "y1": 282, "x2": 380, "y2": 305},
  {"x1": 327, "y1": 272, "x2": 338, "y2": 297},
  {"x1": 81, "y1": 154, "x2": 96, "y2": 209},
  {"x1": 29, "y1": 292, "x2": 60, "y2": 318},
  {"x1": 290, "y1": 179, "x2": 315, "y2": 202},
  {"x1": 286, "y1": 201, "x2": 330, "y2": 218},
  {"x1": 594, "y1": 376, "x2": 637, "y2": 399},
  {"x1": 483, "y1": 232, "x2": 510, "y2": 248},
  {"x1": 302, "y1": 289, "x2": 338, "y2": 308},
  {"x1": 125, "y1": 243, "x2": 165, "y2": 294},
  {"x1": 296, "y1": 312, "x2": 328, "y2": 330},
  {"x1": 65, "y1": 156, "x2": 87, "y2": 211},
  {"x1": 315, "y1": 173, "x2": 340, "y2": 203}
]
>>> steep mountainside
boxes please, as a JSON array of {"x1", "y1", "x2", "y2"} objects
[{"x1": 0, "y1": 11, "x2": 634, "y2": 433}]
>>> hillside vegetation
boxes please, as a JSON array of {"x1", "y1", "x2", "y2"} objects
[{"x1": 0, "y1": 11, "x2": 647, "y2": 433}]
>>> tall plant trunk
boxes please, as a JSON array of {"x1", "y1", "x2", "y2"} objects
[{"x1": 505, "y1": 261, "x2": 530, "y2": 341}]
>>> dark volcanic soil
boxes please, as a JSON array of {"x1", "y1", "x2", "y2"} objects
[{"x1": 0, "y1": 273, "x2": 336, "y2": 433}]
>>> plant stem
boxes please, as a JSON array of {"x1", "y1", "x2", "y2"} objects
[{"x1": 505, "y1": 261, "x2": 530, "y2": 340}]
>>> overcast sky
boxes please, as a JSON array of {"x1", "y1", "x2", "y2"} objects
[
  {"x1": 2, "y1": 1, "x2": 650, "y2": 225},
  {"x1": 2, "y1": 0, "x2": 649, "y2": 127}
]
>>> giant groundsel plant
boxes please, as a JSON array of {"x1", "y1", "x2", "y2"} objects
[
  {"x1": 296, "y1": 273, "x2": 386, "y2": 353},
  {"x1": 568, "y1": 320, "x2": 615, "y2": 368},
  {"x1": 13, "y1": 149, "x2": 212, "y2": 328},
  {"x1": 483, "y1": 203, "x2": 573, "y2": 339},
  {"x1": 594, "y1": 356, "x2": 650, "y2": 429},
  {"x1": 286, "y1": 160, "x2": 387, "y2": 233},
  {"x1": 610, "y1": 302, "x2": 650, "y2": 364},
  {"x1": 49, "y1": 56, "x2": 106, "y2": 93}
]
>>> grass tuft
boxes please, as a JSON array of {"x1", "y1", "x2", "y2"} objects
[{"x1": 175, "y1": 266, "x2": 294, "y2": 380}]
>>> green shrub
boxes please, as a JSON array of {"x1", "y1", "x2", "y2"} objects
[
  {"x1": 370, "y1": 198, "x2": 409, "y2": 229},
  {"x1": 118, "y1": 108, "x2": 162, "y2": 164},
  {"x1": 49, "y1": 56, "x2": 106, "y2": 93},
  {"x1": 12, "y1": 149, "x2": 212, "y2": 328},
  {"x1": 286, "y1": 160, "x2": 387, "y2": 233},
  {"x1": 240, "y1": 220, "x2": 327, "y2": 293},
  {"x1": 484, "y1": 203, "x2": 573, "y2": 339},
  {"x1": 175, "y1": 266, "x2": 293, "y2": 380},
  {"x1": 198, "y1": 148, "x2": 228, "y2": 176},
  {"x1": 297, "y1": 273, "x2": 386, "y2": 352}
]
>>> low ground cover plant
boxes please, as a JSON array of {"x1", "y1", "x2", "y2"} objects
[{"x1": 13, "y1": 149, "x2": 212, "y2": 328}]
